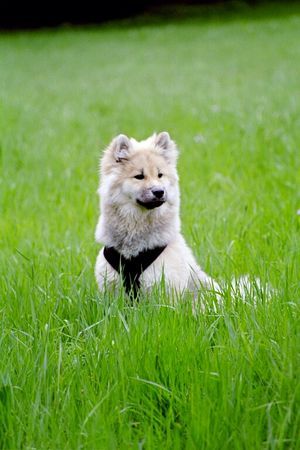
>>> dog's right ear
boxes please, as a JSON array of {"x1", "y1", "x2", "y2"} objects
[{"x1": 110, "y1": 134, "x2": 132, "y2": 163}]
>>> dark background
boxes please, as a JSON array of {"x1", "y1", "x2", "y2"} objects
[{"x1": 0, "y1": 0, "x2": 283, "y2": 29}]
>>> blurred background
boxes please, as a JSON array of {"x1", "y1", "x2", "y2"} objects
[{"x1": 1, "y1": 0, "x2": 297, "y2": 28}]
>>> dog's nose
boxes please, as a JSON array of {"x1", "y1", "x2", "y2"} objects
[{"x1": 152, "y1": 188, "x2": 165, "y2": 199}]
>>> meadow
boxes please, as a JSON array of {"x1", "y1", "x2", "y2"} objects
[{"x1": 0, "y1": 3, "x2": 299, "y2": 448}]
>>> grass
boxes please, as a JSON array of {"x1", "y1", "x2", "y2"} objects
[{"x1": 0, "y1": 3, "x2": 300, "y2": 448}]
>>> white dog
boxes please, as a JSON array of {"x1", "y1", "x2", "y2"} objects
[{"x1": 95, "y1": 131, "x2": 220, "y2": 298}]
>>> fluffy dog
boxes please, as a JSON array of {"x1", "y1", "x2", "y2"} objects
[{"x1": 95, "y1": 131, "x2": 219, "y2": 297}]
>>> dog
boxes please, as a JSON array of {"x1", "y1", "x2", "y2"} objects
[{"x1": 95, "y1": 131, "x2": 220, "y2": 299}]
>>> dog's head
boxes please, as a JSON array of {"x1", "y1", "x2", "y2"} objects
[{"x1": 99, "y1": 132, "x2": 179, "y2": 212}]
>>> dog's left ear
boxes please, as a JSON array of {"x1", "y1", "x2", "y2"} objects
[{"x1": 154, "y1": 131, "x2": 178, "y2": 164}]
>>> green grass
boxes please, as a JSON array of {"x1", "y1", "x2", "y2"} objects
[{"x1": 1, "y1": 3, "x2": 300, "y2": 448}]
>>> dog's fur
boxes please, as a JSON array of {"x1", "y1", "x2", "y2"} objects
[{"x1": 95, "y1": 132, "x2": 219, "y2": 294}]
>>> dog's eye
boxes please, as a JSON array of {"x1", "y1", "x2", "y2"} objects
[
  {"x1": 134, "y1": 174, "x2": 144, "y2": 180},
  {"x1": 158, "y1": 173, "x2": 163, "y2": 178}
]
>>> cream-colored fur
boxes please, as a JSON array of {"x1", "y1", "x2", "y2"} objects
[{"x1": 95, "y1": 132, "x2": 219, "y2": 295}]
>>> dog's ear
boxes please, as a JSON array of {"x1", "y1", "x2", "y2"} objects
[
  {"x1": 111, "y1": 134, "x2": 132, "y2": 162},
  {"x1": 154, "y1": 131, "x2": 178, "y2": 164}
]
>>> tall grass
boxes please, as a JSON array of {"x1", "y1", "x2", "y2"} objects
[{"x1": 0, "y1": 3, "x2": 299, "y2": 448}]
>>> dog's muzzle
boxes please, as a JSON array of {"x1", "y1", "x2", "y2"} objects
[{"x1": 137, "y1": 187, "x2": 166, "y2": 210}]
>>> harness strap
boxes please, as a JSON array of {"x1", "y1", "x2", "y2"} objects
[{"x1": 103, "y1": 245, "x2": 167, "y2": 298}]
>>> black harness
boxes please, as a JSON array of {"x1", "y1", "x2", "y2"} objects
[{"x1": 103, "y1": 245, "x2": 167, "y2": 298}]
